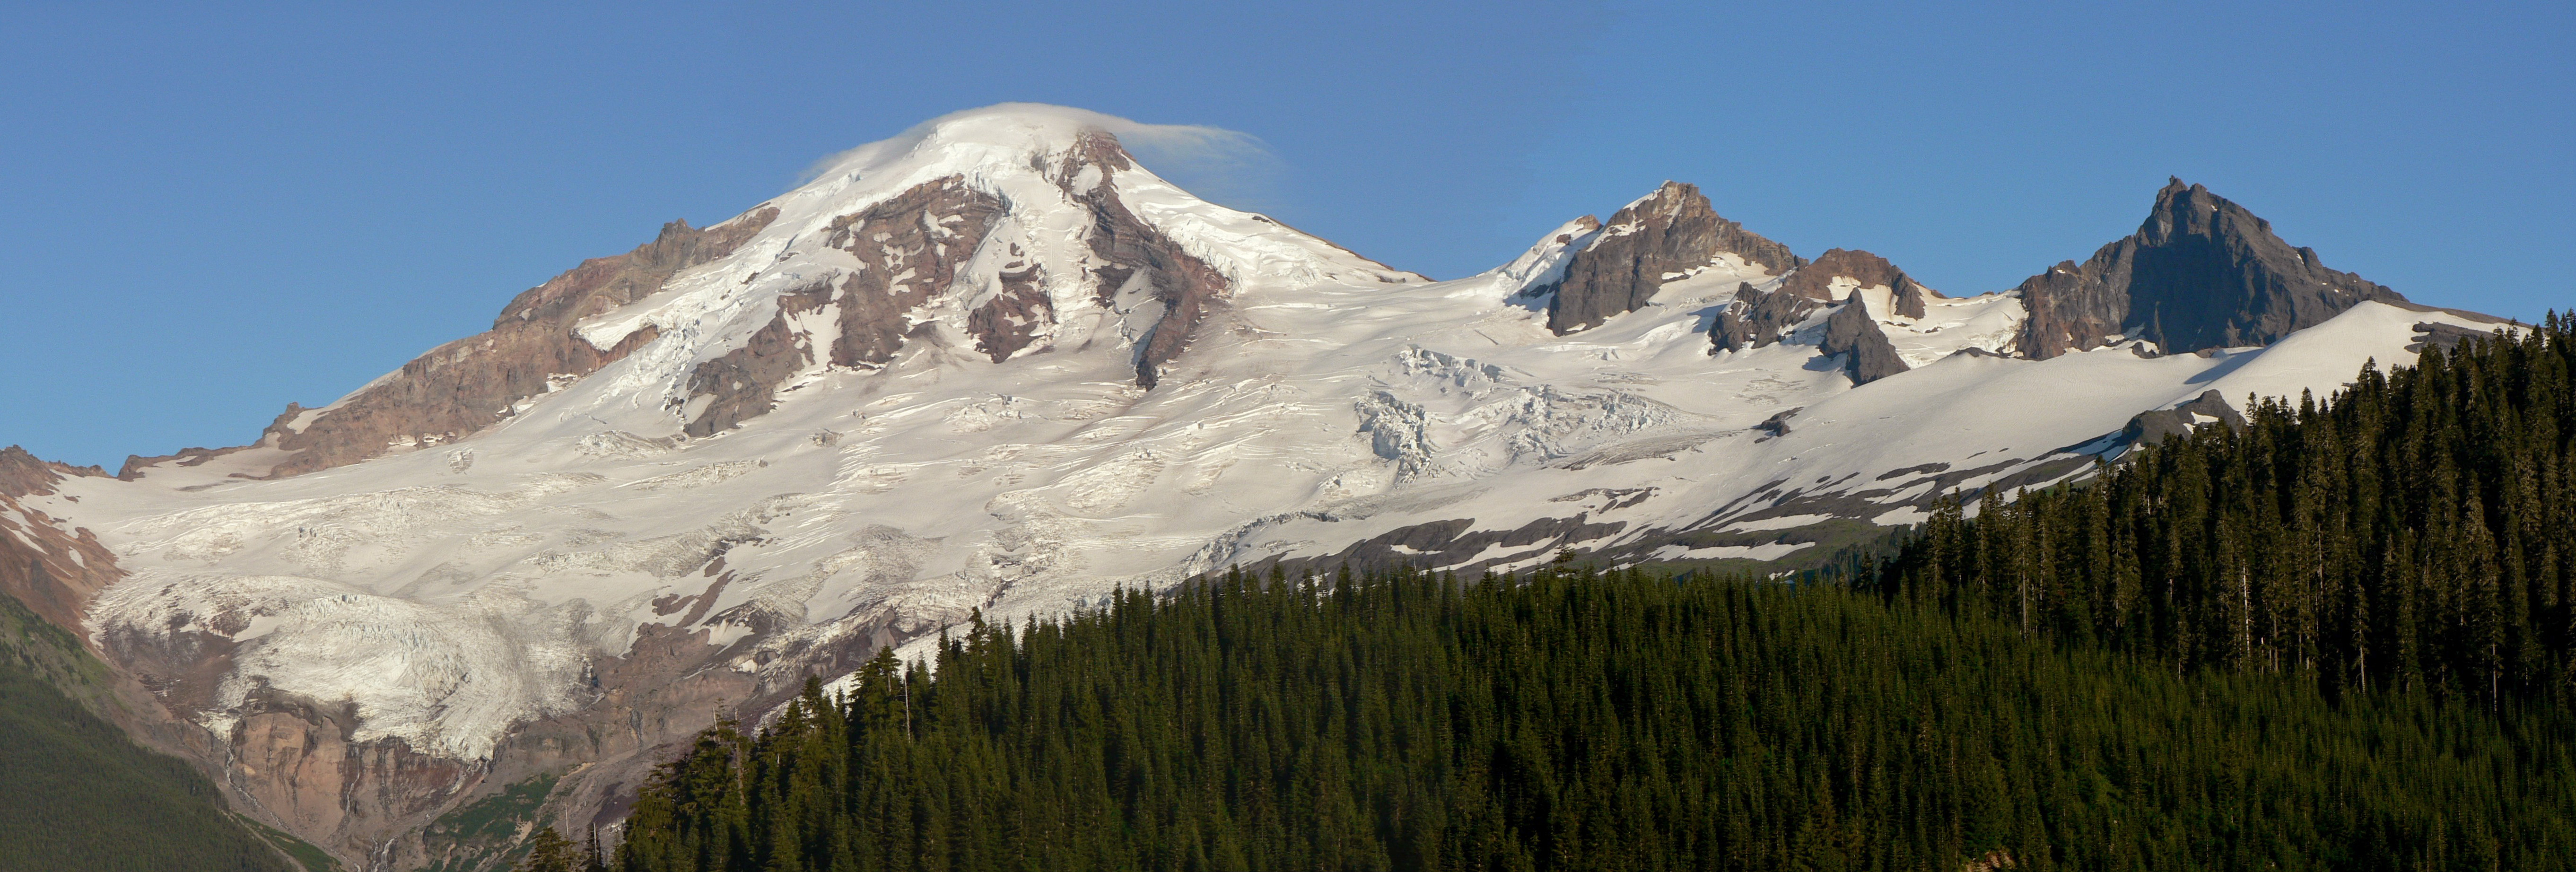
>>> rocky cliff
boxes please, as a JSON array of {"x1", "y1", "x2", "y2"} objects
[
  {"x1": 2013, "y1": 179, "x2": 2405, "y2": 358},
  {"x1": 1543, "y1": 181, "x2": 1801, "y2": 334}
]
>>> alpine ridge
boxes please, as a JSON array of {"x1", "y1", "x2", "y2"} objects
[{"x1": 0, "y1": 105, "x2": 2518, "y2": 869}]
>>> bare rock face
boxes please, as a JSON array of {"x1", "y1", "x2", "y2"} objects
[
  {"x1": 968, "y1": 252, "x2": 1053, "y2": 363},
  {"x1": 1775, "y1": 248, "x2": 1934, "y2": 317},
  {"x1": 1055, "y1": 131, "x2": 1233, "y2": 387},
  {"x1": 1817, "y1": 297, "x2": 1909, "y2": 385},
  {"x1": 262, "y1": 209, "x2": 779, "y2": 477},
  {"x1": 1543, "y1": 181, "x2": 1802, "y2": 334},
  {"x1": 821, "y1": 177, "x2": 1009, "y2": 368},
  {"x1": 218, "y1": 689, "x2": 479, "y2": 861},
  {"x1": 1711, "y1": 282, "x2": 1825, "y2": 353},
  {"x1": 672, "y1": 177, "x2": 1012, "y2": 437},
  {"x1": 2013, "y1": 178, "x2": 2403, "y2": 359},
  {"x1": 1710, "y1": 248, "x2": 1936, "y2": 358},
  {"x1": 681, "y1": 281, "x2": 837, "y2": 437}
]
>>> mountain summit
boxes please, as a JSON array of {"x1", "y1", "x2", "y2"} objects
[{"x1": 0, "y1": 105, "x2": 2511, "y2": 868}]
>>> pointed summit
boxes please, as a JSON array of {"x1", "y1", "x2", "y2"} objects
[{"x1": 2013, "y1": 178, "x2": 2403, "y2": 358}]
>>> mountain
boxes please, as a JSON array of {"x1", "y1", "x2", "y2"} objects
[{"x1": 0, "y1": 105, "x2": 2515, "y2": 868}]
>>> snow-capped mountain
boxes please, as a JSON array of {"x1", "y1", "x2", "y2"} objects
[{"x1": 0, "y1": 104, "x2": 2512, "y2": 867}]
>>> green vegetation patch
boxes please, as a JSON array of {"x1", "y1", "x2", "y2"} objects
[
  {"x1": 0, "y1": 639, "x2": 298, "y2": 872},
  {"x1": 420, "y1": 772, "x2": 562, "y2": 872}
]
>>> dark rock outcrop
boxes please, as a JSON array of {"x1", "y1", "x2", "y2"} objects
[
  {"x1": 968, "y1": 254, "x2": 1053, "y2": 363},
  {"x1": 1542, "y1": 181, "x2": 1801, "y2": 334},
  {"x1": 1239, "y1": 514, "x2": 1628, "y2": 578},
  {"x1": 1711, "y1": 248, "x2": 1936, "y2": 360},
  {"x1": 2408, "y1": 321, "x2": 2499, "y2": 353},
  {"x1": 2117, "y1": 389, "x2": 2249, "y2": 446},
  {"x1": 1711, "y1": 282, "x2": 1826, "y2": 353},
  {"x1": 257, "y1": 209, "x2": 779, "y2": 477},
  {"x1": 1818, "y1": 298, "x2": 1908, "y2": 384},
  {"x1": 2013, "y1": 178, "x2": 2404, "y2": 359}
]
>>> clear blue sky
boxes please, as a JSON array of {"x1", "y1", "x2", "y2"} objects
[{"x1": 3, "y1": 1, "x2": 2568, "y2": 469}]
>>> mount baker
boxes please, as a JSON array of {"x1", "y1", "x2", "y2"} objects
[{"x1": 0, "y1": 104, "x2": 2509, "y2": 869}]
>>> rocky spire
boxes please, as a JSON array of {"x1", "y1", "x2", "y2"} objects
[
  {"x1": 1542, "y1": 181, "x2": 1802, "y2": 334},
  {"x1": 1817, "y1": 298, "x2": 1908, "y2": 385},
  {"x1": 2012, "y1": 178, "x2": 2404, "y2": 359}
]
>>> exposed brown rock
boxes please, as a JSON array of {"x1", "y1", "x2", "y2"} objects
[
  {"x1": 254, "y1": 209, "x2": 778, "y2": 478},
  {"x1": 0, "y1": 444, "x2": 108, "y2": 498},
  {"x1": 219, "y1": 688, "x2": 479, "y2": 862},
  {"x1": 819, "y1": 177, "x2": 1007, "y2": 368},
  {"x1": 1542, "y1": 181, "x2": 1803, "y2": 334},
  {"x1": 967, "y1": 257, "x2": 1054, "y2": 363},
  {"x1": 675, "y1": 176, "x2": 1027, "y2": 436},
  {"x1": 0, "y1": 447, "x2": 120, "y2": 637},
  {"x1": 2012, "y1": 178, "x2": 2404, "y2": 359},
  {"x1": 115, "y1": 445, "x2": 250, "y2": 481},
  {"x1": 681, "y1": 282, "x2": 835, "y2": 437},
  {"x1": 1054, "y1": 131, "x2": 1234, "y2": 387},
  {"x1": 1818, "y1": 297, "x2": 1909, "y2": 385},
  {"x1": 1772, "y1": 248, "x2": 1935, "y2": 316}
]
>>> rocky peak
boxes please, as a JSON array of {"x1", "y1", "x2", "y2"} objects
[
  {"x1": 1816, "y1": 298, "x2": 1908, "y2": 385},
  {"x1": 1541, "y1": 181, "x2": 1802, "y2": 334},
  {"x1": 2013, "y1": 178, "x2": 2403, "y2": 359}
]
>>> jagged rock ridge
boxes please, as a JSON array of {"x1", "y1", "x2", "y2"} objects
[{"x1": 1712, "y1": 248, "x2": 1928, "y2": 384}]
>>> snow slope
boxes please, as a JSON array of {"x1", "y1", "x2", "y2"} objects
[{"x1": 30, "y1": 105, "x2": 2511, "y2": 764}]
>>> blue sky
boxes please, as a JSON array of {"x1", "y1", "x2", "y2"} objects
[{"x1": 2, "y1": 1, "x2": 2567, "y2": 469}]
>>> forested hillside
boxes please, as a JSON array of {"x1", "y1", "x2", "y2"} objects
[
  {"x1": 0, "y1": 586, "x2": 315, "y2": 872},
  {"x1": 1869, "y1": 313, "x2": 2574, "y2": 704},
  {"x1": 531, "y1": 316, "x2": 2576, "y2": 872}
]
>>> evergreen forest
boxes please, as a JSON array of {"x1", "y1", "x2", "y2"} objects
[
  {"x1": 530, "y1": 317, "x2": 2576, "y2": 872},
  {"x1": 0, "y1": 574, "x2": 314, "y2": 872}
]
